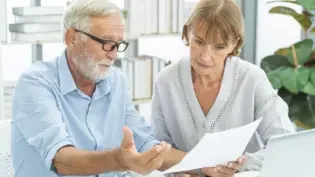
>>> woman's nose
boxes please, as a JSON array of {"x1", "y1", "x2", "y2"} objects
[{"x1": 200, "y1": 46, "x2": 214, "y2": 63}]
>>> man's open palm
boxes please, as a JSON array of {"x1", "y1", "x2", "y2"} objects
[{"x1": 118, "y1": 126, "x2": 171, "y2": 175}]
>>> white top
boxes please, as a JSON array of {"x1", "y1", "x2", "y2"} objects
[{"x1": 151, "y1": 56, "x2": 295, "y2": 171}]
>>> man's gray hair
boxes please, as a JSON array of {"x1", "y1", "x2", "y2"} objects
[{"x1": 62, "y1": 0, "x2": 124, "y2": 42}]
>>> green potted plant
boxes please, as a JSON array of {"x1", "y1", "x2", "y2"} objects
[
  {"x1": 260, "y1": 0, "x2": 315, "y2": 129},
  {"x1": 121, "y1": 9, "x2": 128, "y2": 19}
]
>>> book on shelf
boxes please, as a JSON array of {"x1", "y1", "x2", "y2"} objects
[
  {"x1": 9, "y1": 23, "x2": 61, "y2": 33},
  {"x1": 177, "y1": 0, "x2": 185, "y2": 32},
  {"x1": 171, "y1": 0, "x2": 179, "y2": 33},
  {"x1": 12, "y1": 6, "x2": 64, "y2": 16},
  {"x1": 10, "y1": 32, "x2": 61, "y2": 43},
  {"x1": 125, "y1": 0, "x2": 185, "y2": 36},
  {"x1": 125, "y1": 0, "x2": 145, "y2": 35},
  {"x1": 114, "y1": 58, "x2": 135, "y2": 99},
  {"x1": 133, "y1": 57, "x2": 152, "y2": 99},
  {"x1": 144, "y1": 0, "x2": 158, "y2": 34},
  {"x1": 14, "y1": 15, "x2": 62, "y2": 23},
  {"x1": 114, "y1": 56, "x2": 169, "y2": 101}
]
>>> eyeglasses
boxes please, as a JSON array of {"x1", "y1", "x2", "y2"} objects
[{"x1": 74, "y1": 29, "x2": 129, "y2": 52}]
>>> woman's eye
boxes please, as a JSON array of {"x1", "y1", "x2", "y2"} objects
[
  {"x1": 195, "y1": 40, "x2": 204, "y2": 45},
  {"x1": 216, "y1": 45, "x2": 226, "y2": 50}
]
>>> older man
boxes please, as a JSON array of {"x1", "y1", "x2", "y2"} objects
[
  {"x1": 10, "y1": 1, "x2": 183, "y2": 177},
  {"x1": 11, "y1": 1, "x2": 245, "y2": 177}
]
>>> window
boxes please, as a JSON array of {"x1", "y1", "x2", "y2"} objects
[{"x1": 255, "y1": 1, "x2": 302, "y2": 65}]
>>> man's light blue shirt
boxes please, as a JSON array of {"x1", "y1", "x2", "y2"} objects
[{"x1": 11, "y1": 51, "x2": 159, "y2": 177}]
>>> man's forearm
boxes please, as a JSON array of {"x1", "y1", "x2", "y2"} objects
[
  {"x1": 159, "y1": 147, "x2": 186, "y2": 171},
  {"x1": 53, "y1": 146, "x2": 126, "y2": 176},
  {"x1": 159, "y1": 148, "x2": 200, "y2": 176}
]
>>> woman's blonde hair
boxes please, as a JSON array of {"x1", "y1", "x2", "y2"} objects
[{"x1": 182, "y1": 0, "x2": 245, "y2": 56}]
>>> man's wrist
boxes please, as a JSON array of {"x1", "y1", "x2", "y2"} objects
[{"x1": 113, "y1": 148, "x2": 128, "y2": 171}]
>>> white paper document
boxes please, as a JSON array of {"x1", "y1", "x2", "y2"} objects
[
  {"x1": 234, "y1": 171, "x2": 260, "y2": 177},
  {"x1": 162, "y1": 118, "x2": 263, "y2": 174}
]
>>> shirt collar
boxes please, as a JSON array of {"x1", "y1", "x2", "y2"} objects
[
  {"x1": 93, "y1": 78, "x2": 111, "y2": 100},
  {"x1": 58, "y1": 50, "x2": 77, "y2": 95},
  {"x1": 58, "y1": 50, "x2": 111, "y2": 97}
]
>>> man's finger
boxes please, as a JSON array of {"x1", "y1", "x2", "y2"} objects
[
  {"x1": 236, "y1": 155, "x2": 247, "y2": 164},
  {"x1": 202, "y1": 167, "x2": 215, "y2": 176},
  {"x1": 226, "y1": 161, "x2": 242, "y2": 171},
  {"x1": 137, "y1": 142, "x2": 166, "y2": 164},
  {"x1": 144, "y1": 142, "x2": 171, "y2": 170},
  {"x1": 212, "y1": 168, "x2": 230, "y2": 177},
  {"x1": 216, "y1": 165, "x2": 236, "y2": 175},
  {"x1": 157, "y1": 142, "x2": 171, "y2": 157},
  {"x1": 121, "y1": 126, "x2": 136, "y2": 150},
  {"x1": 146, "y1": 154, "x2": 163, "y2": 172}
]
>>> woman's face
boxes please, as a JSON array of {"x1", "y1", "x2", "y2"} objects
[{"x1": 188, "y1": 23, "x2": 237, "y2": 76}]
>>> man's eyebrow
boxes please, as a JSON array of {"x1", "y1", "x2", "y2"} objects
[{"x1": 100, "y1": 35, "x2": 123, "y2": 42}]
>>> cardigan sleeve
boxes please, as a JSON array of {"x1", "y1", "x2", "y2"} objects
[
  {"x1": 254, "y1": 68, "x2": 295, "y2": 144},
  {"x1": 239, "y1": 67, "x2": 295, "y2": 172},
  {"x1": 151, "y1": 81, "x2": 176, "y2": 147}
]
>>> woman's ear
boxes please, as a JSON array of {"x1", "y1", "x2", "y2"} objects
[
  {"x1": 229, "y1": 37, "x2": 240, "y2": 54},
  {"x1": 232, "y1": 37, "x2": 240, "y2": 48}
]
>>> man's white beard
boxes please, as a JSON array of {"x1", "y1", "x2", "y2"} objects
[{"x1": 74, "y1": 54, "x2": 112, "y2": 82}]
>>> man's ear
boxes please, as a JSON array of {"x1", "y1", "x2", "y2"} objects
[{"x1": 65, "y1": 28, "x2": 76, "y2": 47}]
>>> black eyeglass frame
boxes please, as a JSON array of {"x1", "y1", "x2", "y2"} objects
[{"x1": 74, "y1": 29, "x2": 129, "y2": 52}]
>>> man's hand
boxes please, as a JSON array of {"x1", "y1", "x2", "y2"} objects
[
  {"x1": 201, "y1": 156, "x2": 247, "y2": 177},
  {"x1": 116, "y1": 126, "x2": 171, "y2": 175}
]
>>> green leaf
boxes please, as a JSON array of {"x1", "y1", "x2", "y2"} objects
[
  {"x1": 310, "y1": 69, "x2": 315, "y2": 86},
  {"x1": 287, "y1": 39, "x2": 313, "y2": 66},
  {"x1": 302, "y1": 82, "x2": 315, "y2": 95},
  {"x1": 279, "y1": 67, "x2": 299, "y2": 93},
  {"x1": 306, "y1": 50, "x2": 315, "y2": 63},
  {"x1": 289, "y1": 93, "x2": 309, "y2": 120},
  {"x1": 309, "y1": 95, "x2": 315, "y2": 111},
  {"x1": 266, "y1": 67, "x2": 287, "y2": 89},
  {"x1": 260, "y1": 55, "x2": 291, "y2": 72},
  {"x1": 289, "y1": 93, "x2": 315, "y2": 128},
  {"x1": 297, "y1": 67, "x2": 311, "y2": 90},
  {"x1": 121, "y1": 9, "x2": 128, "y2": 19},
  {"x1": 269, "y1": 6, "x2": 312, "y2": 31},
  {"x1": 310, "y1": 26, "x2": 315, "y2": 33},
  {"x1": 275, "y1": 47, "x2": 289, "y2": 56},
  {"x1": 278, "y1": 87, "x2": 293, "y2": 104},
  {"x1": 294, "y1": 120, "x2": 313, "y2": 129},
  {"x1": 296, "y1": 0, "x2": 315, "y2": 11}
]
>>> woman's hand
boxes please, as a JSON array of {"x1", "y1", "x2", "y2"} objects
[{"x1": 201, "y1": 156, "x2": 247, "y2": 177}]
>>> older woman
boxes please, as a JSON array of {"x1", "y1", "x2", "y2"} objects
[{"x1": 151, "y1": 0, "x2": 295, "y2": 176}]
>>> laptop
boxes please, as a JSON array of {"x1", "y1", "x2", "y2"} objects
[{"x1": 258, "y1": 128, "x2": 315, "y2": 177}]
